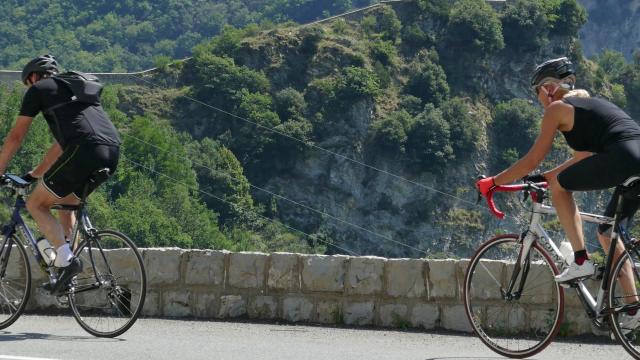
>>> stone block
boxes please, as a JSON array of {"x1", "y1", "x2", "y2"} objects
[
  {"x1": 481, "y1": 305, "x2": 526, "y2": 334},
  {"x1": 562, "y1": 307, "x2": 592, "y2": 336},
  {"x1": 163, "y1": 291, "x2": 191, "y2": 317},
  {"x1": 105, "y1": 248, "x2": 145, "y2": 286},
  {"x1": 530, "y1": 308, "x2": 563, "y2": 336},
  {"x1": 31, "y1": 287, "x2": 61, "y2": 309},
  {"x1": 428, "y1": 260, "x2": 457, "y2": 299},
  {"x1": 343, "y1": 301, "x2": 374, "y2": 326},
  {"x1": 518, "y1": 262, "x2": 557, "y2": 304},
  {"x1": 283, "y1": 296, "x2": 313, "y2": 322},
  {"x1": 316, "y1": 300, "x2": 341, "y2": 324},
  {"x1": 411, "y1": 303, "x2": 439, "y2": 329},
  {"x1": 385, "y1": 259, "x2": 426, "y2": 298},
  {"x1": 248, "y1": 296, "x2": 278, "y2": 319},
  {"x1": 465, "y1": 259, "x2": 505, "y2": 300},
  {"x1": 184, "y1": 250, "x2": 226, "y2": 286},
  {"x1": 144, "y1": 248, "x2": 183, "y2": 286},
  {"x1": 228, "y1": 252, "x2": 268, "y2": 289},
  {"x1": 379, "y1": 303, "x2": 408, "y2": 328},
  {"x1": 441, "y1": 305, "x2": 473, "y2": 332},
  {"x1": 301, "y1": 255, "x2": 347, "y2": 293},
  {"x1": 218, "y1": 295, "x2": 247, "y2": 318},
  {"x1": 28, "y1": 252, "x2": 48, "y2": 284},
  {"x1": 142, "y1": 291, "x2": 160, "y2": 316},
  {"x1": 193, "y1": 292, "x2": 219, "y2": 318},
  {"x1": 345, "y1": 256, "x2": 385, "y2": 295},
  {"x1": 268, "y1": 253, "x2": 299, "y2": 291}
]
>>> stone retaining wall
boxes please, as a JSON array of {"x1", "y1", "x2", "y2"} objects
[{"x1": 26, "y1": 249, "x2": 595, "y2": 335}]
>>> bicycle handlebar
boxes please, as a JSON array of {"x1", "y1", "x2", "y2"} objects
[
  {"x1": 0, "y1": 174, "x2": 31, "y2": 191},
  {"x1": 482, "y1": 182, "x2": 548, "y2": 219}
]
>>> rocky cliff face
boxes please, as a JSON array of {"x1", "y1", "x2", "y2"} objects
[
  {"x1": 228, "y1": 4, "x2": 571, "y2": 258},
  {"x1": 578, "y1": 0, "x2": 640, "y2": 59}
]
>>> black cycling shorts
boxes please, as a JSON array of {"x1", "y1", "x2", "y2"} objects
[
  {"x1": 42, "y1": 143, "x2": 119, "y2": 199},
  {"x1": 557, "y1": 140, "x2": 640, "y2": 234}
]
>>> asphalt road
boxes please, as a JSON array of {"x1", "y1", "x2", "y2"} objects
[{"x1": 0, "y1": 315, "x2": 631, "y2": 360}]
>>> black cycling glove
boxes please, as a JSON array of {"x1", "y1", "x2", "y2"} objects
[{"x1": 21, "y1": 172, "x2": 38, "y2": 184}]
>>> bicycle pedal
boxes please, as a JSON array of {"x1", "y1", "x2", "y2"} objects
[{"x1": 55, "y1": 295, "x2": 69, "y2": 308}]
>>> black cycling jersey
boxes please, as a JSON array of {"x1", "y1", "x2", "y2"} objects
[
  {"x1": 19, "y1": 77, "x2": 121, "y2": 149},
  {"x1": 561, "y1": 97, "x2": 640, "y2": 153},
  {"x1": 556, "y1": 96, "x2": 640, "y2": 234}
]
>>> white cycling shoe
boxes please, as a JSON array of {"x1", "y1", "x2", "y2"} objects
[
  {"x1": 619, "y1": 311, "x2": 640, "y2": 335},
  {"x1": 554, "y1": 260, "x2": 595, "y2": 284}
]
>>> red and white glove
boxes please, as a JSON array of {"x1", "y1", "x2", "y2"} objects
[{"x1": 476, "y1": 176, "x2": 496, "y2": 197}]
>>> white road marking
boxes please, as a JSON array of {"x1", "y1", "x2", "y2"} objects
[{"x1": 0, "y1": 356, "x2": 59, "y2": 360}]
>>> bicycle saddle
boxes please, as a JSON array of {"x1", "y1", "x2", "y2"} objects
[
  {"x1": 89, "y1": 168, "x2": 111, "y2": 184},
  {"x1": 621, "y1": 175, "x2": 640, "y2": 199}
]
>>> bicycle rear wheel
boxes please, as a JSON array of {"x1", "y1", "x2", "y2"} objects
[
  {"x1": 464, "y1": 234, "x2": 564, "y2": 358},
  {"x1": 608, "y1": 245, "x2": 640, "y2": 358},
  {"x1": 0, "y1": 236, "x2": 31, "y2": 329},
  {"x1": 69, "y1": 230, "x2": 146, "y2": 337}
]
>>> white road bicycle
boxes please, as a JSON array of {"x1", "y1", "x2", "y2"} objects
[{"x1": 464, "y1": 176, "x2": 640, "y2": 359}]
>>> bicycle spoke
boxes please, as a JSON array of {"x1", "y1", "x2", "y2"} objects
[
  {"x1": 0, "y1": 240, "x2": 30, "y2": 330},
  {"x1": 69, "y1": 230, "x2": 145, "y2": 337},
  {"x1": 464, "y1": 235, "x2": 563, "y2": 358}
]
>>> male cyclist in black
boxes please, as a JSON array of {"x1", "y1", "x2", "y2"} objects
[{"x1": 0, "y1": 55, "x2": 121, "y2": 293}]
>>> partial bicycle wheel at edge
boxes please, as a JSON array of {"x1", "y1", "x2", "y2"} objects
[
  {"x1": 608, "y1": 246, "x2": 640, "y2": 359},
  {"x1": 464, "y1": 234, "x2": 564, "y2": 358},
  {"x1": 69, "y1": 230, "x2": 146, "y2": 337},
  {"x1": 0, "y1": 237, "x2": 31, "y2": 329}
]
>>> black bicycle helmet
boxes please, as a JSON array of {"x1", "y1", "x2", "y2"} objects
[
  {"x1": 530, "y1": 57, "x2": 575, "y2": 88},
  {"x1": 21, "y1": 54, "x2": 59, "y2": 84}
]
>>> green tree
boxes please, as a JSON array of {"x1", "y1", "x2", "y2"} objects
[
  {"x1": 371, "y1": 110, "x2": 414, "y2": 153},
  {"x1": 405, "y1": 51, "x2": 449, "y2": 106},
  {"x1": 501, "y1": 0, "x2": 549, "y2": 52},
  {"x1": 187, "y1": 138, "x2": 255, "y2": 225},
  {"x1": 441, "y1": 98, "x2": 483, "y2": 160},
  {"x1": 492, "y1": 99, "x2": 540, "y2": 169},
  {"x1": 406, "y1": 105, "x2": 453, "y2": 171},
  {"x1": 444, "y1": 0, "x2": 504, "y2": 56}
]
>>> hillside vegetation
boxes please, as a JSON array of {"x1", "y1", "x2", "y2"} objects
[
  {"x1": 2, "y1": 0, "x2": 640, "y2": 257},
  {"x1": 0, "y1": 0, "x2": 376, "y2": 72}
]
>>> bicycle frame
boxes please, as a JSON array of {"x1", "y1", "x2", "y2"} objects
[
  {"x1": 513, "y1": 194, "x2": 640, "y2": 323},
  {"x1": 0, "y1": 183, "x2": 104, "y2": 290},
  {"x1": 0, "y1": 195, "x2": 44, "y2": 279}
]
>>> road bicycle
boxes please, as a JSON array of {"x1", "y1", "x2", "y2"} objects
[
  {"x1": 464, "y1": 176, "x2": 640, "y2": 359},
  {"x1": 0, "y1": 170, "x2": 146, "y2": 337}
]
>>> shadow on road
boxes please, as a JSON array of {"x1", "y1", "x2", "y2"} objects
[
  {"x1": 0, "y1": 331, "x2": 124, "y2": 343},
  {"x1": 424, "y1": 358, "x2": 529, "y2": 360}
]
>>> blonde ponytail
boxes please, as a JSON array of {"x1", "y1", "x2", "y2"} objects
[{"x1": 563, "y1": 89, "x2": 590, "y2": 98}]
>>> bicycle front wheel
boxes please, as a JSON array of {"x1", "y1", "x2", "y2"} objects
[
  {"x1": 69, "y1": 230, "x2": 146, "y2": 337},
  {"x1": 0, "y1": 236, "x2": 31, "y2": 329},
  {"x1": 608, "y1": 245, "x2": 640, "y2": 358},
  {"x1": 464, "y1": 234, "x2": 564, "y2": 358}
]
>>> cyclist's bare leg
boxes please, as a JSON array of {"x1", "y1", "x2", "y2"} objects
[
  {"x1": 58, "y1": 209, "x2": 77, "y2": 240},
  {"x1": 597, "y1": 232, "x2": 640, "y2": 303},
  {"x1": 547, "y1": 176, "x2": 586, "y2": 251},
  {"x1": 25, "y1": 183, "x2": 79, "y2": 248}
]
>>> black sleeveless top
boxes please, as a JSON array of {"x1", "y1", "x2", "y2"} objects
[{"x1": 561, "y1": 97, "x2": 640, "y2": 153}]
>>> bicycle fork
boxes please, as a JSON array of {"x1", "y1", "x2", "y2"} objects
[{"x1": 502, "y1": 231, "x2": 537, "y2": 300}]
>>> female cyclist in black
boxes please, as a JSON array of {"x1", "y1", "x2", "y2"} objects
[{"x1": 476, "y1": 57, "x2": 640, "y2": 331}]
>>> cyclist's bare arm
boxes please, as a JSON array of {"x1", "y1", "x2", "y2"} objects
[
  {"x1": 494, "y1": 101, "x2": 571, "y2": 185},
  {"x1": 0, "y1": 116, "x2": 33, "y2": 174},
  {"x1": 30, "y1": 141, "x2": 62, "y2": 178}
]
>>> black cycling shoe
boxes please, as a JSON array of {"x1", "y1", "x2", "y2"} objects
[{"x1": 43, "y1": 258, "x2": 83, "y2": 295}]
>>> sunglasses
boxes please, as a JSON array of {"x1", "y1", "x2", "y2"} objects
[{"x1": 533, "y1": 83, "x2": 553, "y2": 95}]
